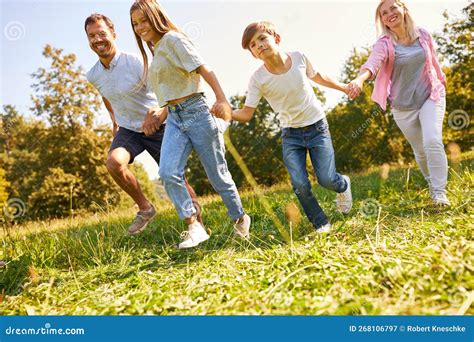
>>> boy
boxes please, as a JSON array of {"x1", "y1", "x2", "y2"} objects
[{"x1": 226, "y1": 21, "x2": 352, "y2": 232}]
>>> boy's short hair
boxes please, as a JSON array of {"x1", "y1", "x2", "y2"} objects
[
  {"x1": 241, "y1": 21, "x2": 278, "y2": 50},
  {"x1": 84, "y1": 13, "x2": 115, "y2": 33}
]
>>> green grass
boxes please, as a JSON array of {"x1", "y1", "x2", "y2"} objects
[{"x1": 1, "y1": 157, "x2": 472, "y2": 315}]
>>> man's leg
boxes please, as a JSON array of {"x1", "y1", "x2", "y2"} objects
[{"x1": 106, "y1": 147, "x2": 152, "y2": 211}]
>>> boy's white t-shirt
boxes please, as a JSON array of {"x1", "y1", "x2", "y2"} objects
[{"x1": 244, "y1": 51, "x2": 325, "y2": 128}]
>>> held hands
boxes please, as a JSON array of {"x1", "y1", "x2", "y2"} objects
[
  {"x1": 210, "y1": 99, "x2": 232, "y2": 122},
  {"x1": 142, "y1": 106, "x2": 166, "y2": 136},
  {"x1": 346, "y1": 78, "x2": 364, "y2": 100}
]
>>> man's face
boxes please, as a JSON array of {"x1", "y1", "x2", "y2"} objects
[{"x1": 86, "y1": 20, "x2": 117, "y2": 59}]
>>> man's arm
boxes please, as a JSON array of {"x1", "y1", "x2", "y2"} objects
[{"x1": 102, "y1": 96, "x2": 119, "y2": 137}]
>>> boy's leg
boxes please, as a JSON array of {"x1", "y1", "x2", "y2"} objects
[
  {"x1": 187, "y1": 106, "x2": 245, "y2": 221},
  {"x1": 282, "y1": 128, "x2": 328, "y2": 228},
  {"x1": 418, "y1": 96, "x2": 448, "y2": 194},
  {"x1": 306, "y1": 120, "x2": 347, "y2": 193},
  {"x1": 158, "y1": 117, "x2": 196, "y2": 220}
]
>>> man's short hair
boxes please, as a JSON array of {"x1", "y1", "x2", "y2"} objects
[
  {"x1": 84, "y1": 13, "x2": 115, "y2": 33},
  {"x1": 241, "y1": 21, "x2": 278, "y2": 50}
]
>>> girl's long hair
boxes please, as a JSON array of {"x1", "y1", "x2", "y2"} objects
[
  {"x1": 375, "y1": 0, "x2": 418, "y2": 42},
  {"x1": 130, "y1": 0, "x2": 179, "y2": 86}
]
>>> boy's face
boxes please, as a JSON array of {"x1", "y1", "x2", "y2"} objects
[{"x1": 248, "y1": 30, "x2": 280, "y2": 60}]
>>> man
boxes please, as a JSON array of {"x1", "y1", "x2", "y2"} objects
[{"x1": 85, "y1": 13, "x2": 202, "y2": 235}]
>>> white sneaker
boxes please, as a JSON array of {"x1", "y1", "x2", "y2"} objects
[
  {"x1": 336, "y1": 175, "x2": 352, "y2": 214},
  {"x1": 432, "y1": 191, "x2": 451, "y2": 207},
  {"x1": 178, "y1": 221, "x2": 210, "y2": 249},
  {"x1": 234, "y1": 214, "x2": 251, "y2": 238},
  {"x1": 316, "y1": 223, "x2": 331, "y2": 234}
]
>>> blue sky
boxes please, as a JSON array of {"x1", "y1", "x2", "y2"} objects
[{"x1": 0, "y1": 0, "x2": 467, "y2": 178}]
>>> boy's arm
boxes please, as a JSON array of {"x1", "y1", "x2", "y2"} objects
[
  {"x1": 197, "y1": 64, "x2": 232, "y2": 121},
  {"x1": 102, "y1": 96, "x2": 119, "y2": 137},
  {"x1": 232, "y1": 106, "x2": 256, "y2": 123},
  {"x1": 310, "y1": 73, "x2": 348, "y2": 94}
]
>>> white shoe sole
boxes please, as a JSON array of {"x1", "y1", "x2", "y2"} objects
[{"x1": 178, "y1": 234, "x2": 210, "y2": 249}]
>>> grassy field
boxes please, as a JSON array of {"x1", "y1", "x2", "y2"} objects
[{"x1": 1, "y1": 157, "x2": 472, "y2": 315}]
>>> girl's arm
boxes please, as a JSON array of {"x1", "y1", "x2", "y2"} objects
[
  {"x1": 232, "y1": 106, "x2": 256, "y2": 123},
  {"x1": 311, "y1": 73, "x2": 348, "y2": 94},
  {"x1": 197, "y1": 65, "x2": 232, "y2": 121}
]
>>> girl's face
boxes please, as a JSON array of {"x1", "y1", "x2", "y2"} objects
[
  {"x1": 131, "y1": 10, "x2": 161, "y2": 44},
  {"x1": 379, "y1": 0, "x2": 405, "y2": 30}
]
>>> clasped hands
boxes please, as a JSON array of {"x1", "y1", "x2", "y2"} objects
[
  {"x1": 142, "y1": 106, "x2": 167, "y2": 136},
  {"x1": 344, "y1": 78, "x2": 364, "y2": 100},
  {"x1": 210, "y1": 99, "x2": 232, "y2": 121}
]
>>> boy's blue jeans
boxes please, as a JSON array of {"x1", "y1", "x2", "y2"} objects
[
  {"x1": 159, "y1": 94, "x2": 244, "y2": 221},
  {"x1": 281, "y1": 118, "x2": 347, "y2": 228}
]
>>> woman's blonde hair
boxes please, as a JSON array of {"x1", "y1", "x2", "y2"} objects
[
  {"x1": 375, "y1": 0, "x2": 418, "y2": 42},
  {"x1": 130, "y1": 0, "x2": 179, "y2": 86}
]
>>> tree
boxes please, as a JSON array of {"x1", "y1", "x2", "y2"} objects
[
  {"x1": 435, "y1": 3, "x2": 473, "y2": 150},
  {"x1": 0, "y1": 167, "x2": 9, "y2": 212}
]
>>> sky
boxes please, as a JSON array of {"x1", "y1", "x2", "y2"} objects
[{"x1": 0, "y1": 0, "x2": 468, "y2": 179}]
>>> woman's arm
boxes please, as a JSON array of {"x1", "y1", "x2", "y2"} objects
[{"x1": 347, "y1": 38, "x2": 388, "y2": 99}]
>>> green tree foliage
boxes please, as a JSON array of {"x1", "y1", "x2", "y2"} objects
[
  {"x1": 0, "y1": 167, "x2": 9, "y2": 211},
  {"x1": 435, "y1": 3, "x2": 473, "y2": 149},
  {"x1": 1, "y1": 46, "x2": 156, "y2": 219}
]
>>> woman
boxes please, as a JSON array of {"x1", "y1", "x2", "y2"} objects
[{"x1": 348, "y1": 0, "x2": 450, "y2": 206}]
